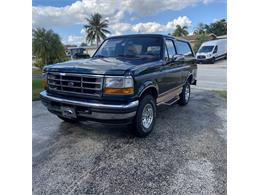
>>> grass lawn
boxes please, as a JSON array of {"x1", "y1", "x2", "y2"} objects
[
  {"x1": 32, "y1": 68, "x2": 42, "y2": 75},
  {"x1": 32, "y1": 80, "x2": 44, "y2": 101},
  {"x1": 214, "y1": 90, "x2": 227, "y2": 100}
]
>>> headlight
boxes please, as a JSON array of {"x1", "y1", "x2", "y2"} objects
[
  {"x1": 104, "y1": 76, "x2": 134, "y2": 95},
  {"x1": 42, "y1": 72, "x2": 48, "y2": 89}
]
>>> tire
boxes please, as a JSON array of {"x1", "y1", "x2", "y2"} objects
[
  {"x1": 58, "y1": 116, "x2": 79, "y2": 123},
  {"x1": 132, "y1": 95, "x2": 156, "y2": 137},
  {"x1": 178, "y1": 82, "x2": 191, "y2": 106},
  {"x1": 211, "y1": 57, "x2": 215, "y2": 64}
]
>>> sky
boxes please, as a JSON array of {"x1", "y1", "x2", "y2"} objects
[{"x1": 32, "y1": 0, "x2": 227, "y2": 45}]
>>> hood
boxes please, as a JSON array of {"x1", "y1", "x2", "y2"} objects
[
  {"x1": 196, "y1": 52, "x2": 212, "y2": 56},
  {"x1": 43, "y1": 57, "x2": 159, "y2": 75}
]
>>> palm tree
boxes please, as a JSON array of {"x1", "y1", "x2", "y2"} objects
[
  {"x1": 194, "y1": 23, "x2": 207, "y2": 35},
  {"x1": 206, "y1": 19, "x2": 227, "y2": 36},
  {"x1": 172, "y1": 25, "x2": 189, "y2": 37},
  {"x1": 32, "y1": 28, "x2": 65, "y2": 69},
  {"x1": 84, "y1": 13, "x2": 111, "y2": 46},
  {"x1": 32, "y1": 28, "x2": 51, "y2": 65}
]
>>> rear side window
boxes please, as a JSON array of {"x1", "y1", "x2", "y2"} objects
[
  {"x1": 175, "y1": 40, "x2": 193, "y2": 57},
  {"x1": 165, "y1": 39, "x2": 176, "y2": 59}
]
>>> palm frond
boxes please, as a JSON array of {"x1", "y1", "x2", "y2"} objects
[{"x1": 83, "y1": 13, "x2": 110, "y2": 45}]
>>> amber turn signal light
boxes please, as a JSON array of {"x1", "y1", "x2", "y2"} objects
[{"x1": 104, "y1": 87, "x2": 134, "y2": 95}]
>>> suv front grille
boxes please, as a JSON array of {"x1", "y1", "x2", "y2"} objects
[
  {"x1": 47, "y1": 72, "x2": 103, "y2": 97},
  {"x1": 197, "y1": 55, "x2": 206, "y2": 59}
]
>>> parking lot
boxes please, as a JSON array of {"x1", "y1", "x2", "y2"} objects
[{"x1": 33, "y1": 85, "x2": 227, "y2": 194}]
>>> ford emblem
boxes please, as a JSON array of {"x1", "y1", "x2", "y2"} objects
[{"x1": 68, "y1": 82, "x2": 74, "y2": 87}]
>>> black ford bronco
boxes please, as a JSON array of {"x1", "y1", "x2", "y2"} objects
[{"x1": 40, "y1": 34, "x2": 197, "y2": 137}]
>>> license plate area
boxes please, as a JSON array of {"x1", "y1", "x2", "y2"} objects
[{"x1": 61, "y1": 106, "x2": 77, "y2": 119}]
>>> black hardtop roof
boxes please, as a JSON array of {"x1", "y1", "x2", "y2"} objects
[{"x1": 106, "y1": 34, "x2": 189, "y2": 42}]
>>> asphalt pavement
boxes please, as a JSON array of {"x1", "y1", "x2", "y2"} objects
[
  {"x1": 196, "y1": 59, "x2": 227, "y2": 90},
  {"x1": 32, "y1": 88, "x2": 227, "y2": 194}
]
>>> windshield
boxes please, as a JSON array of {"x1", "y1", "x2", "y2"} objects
[
  {"x1": 198, "y1": 46, "x2": 214, "y2": 53},
  {"x1": 93, "y1": 37, "x2": 163, "y2": 59}
]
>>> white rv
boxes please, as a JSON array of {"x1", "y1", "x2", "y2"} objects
[{"x1": 196, "y1": 39, "x2": 227, "y2": 63}]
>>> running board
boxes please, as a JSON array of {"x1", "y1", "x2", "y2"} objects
[
  {"x1": 157, "y1": 97, "x2": 179, "y2": 106},
  {"x1": 157, "y1": 86, "x2": 182, "y2": 106}
]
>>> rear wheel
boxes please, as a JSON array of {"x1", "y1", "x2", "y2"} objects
[
  {"x1": 178, "y1": 82, "x2": 191, "y2": 106},
  {"x1": 132, "y1": 95, "x2": 156, "y2": 137},
  {"x1": 58, "y1": 116, "x2": 79, "y2": 123}
]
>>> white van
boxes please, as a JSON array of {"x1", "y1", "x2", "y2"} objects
[{"x1": 196, "y1": 39, "x2": 227, "y2": 63}]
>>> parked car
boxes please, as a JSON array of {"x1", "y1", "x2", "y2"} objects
[
  {"x1": 72, "y1": 53, "x2": 90, "y2": 59},
  {"x1": 40, "y1": 34, "x2": 197, "y2": 137},
  {"x1": 196, "y1": 38, "x2": 227, "y2": 63}
]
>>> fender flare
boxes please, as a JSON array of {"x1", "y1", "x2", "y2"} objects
[
  {"x1": 185, "y1": 72, "x2": 193, "y2": 84},
  {"x1": 137, "y1": 80, "x2": 159, "y2": 98}
]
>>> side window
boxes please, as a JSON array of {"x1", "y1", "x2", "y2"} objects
[
  {"x1": 213, "y1": 46, "x2": 218, "y2": 53},
  {"x1": 165, "y1": 39, "x2": 176, "y2": 59},
  {"x1": 175, "y1": 40, "x2": 193, "y2": 57},
  {"x1": 164, "y1": 45, "x2": 169, "y2": 61}
]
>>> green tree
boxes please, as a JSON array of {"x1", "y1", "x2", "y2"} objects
[
  {"x1": 172, "y1": 25, "x2": 189, "y2": 37},
  {"x1": 192, "y1": 19, "x2": 227, "y2": 53},
  {"x1": 194, "y1": 23, "x2": 207, "y2": 35},
  {"x1": 84, "y1": 13, "x2": 111, "y2": 46},
  {"x1": 206, "y1": 19, "x2": 227, "y2": 36},
  {"x1": 32, "y1": 28, "x2": 66, "y2": 69}
]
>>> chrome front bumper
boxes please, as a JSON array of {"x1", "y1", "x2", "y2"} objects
[{"x1": 40, "y1": 91, "x2": 139, "y2": 121}]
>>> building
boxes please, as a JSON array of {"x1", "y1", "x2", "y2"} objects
[
  {"x1": 65, "y1": 46, "x2": 97, "y2": 58},
  {"x1": 83, "y1": 46, "x2": 98, "y2": 56},
  {"x1": 217, "y1": 35, "x2": 227, "y2": 39}
]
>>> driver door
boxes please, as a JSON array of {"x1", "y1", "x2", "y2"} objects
[{"x1": 158, "y1": 39, "x2": 182, "y2": 94}]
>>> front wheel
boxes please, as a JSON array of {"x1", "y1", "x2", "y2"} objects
[
  {"x1": 211, "y1": 57, "x2": 215, "y2": 64},
  {"x1": 178, "y1": 82, "x2": 191, "y2": 106},
  {"x1": 132, "y1": 95, "x2": 156, "y2": 137}
]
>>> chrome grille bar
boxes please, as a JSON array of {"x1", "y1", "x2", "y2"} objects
[{"x1": 47, "y1": 72, "x2": 104, "y2": 97}]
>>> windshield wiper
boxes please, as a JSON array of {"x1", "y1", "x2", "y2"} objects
[
  {"x1": 117, "y1": 54, "x2": 139, "y2": 58},
  {"x1": 139, "y1": 55, "x2": 158, "y2": 59}
]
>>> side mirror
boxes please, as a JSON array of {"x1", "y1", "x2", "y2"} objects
[{"x1": 172, "y1": 54, "x2": 184, "y2": 62}]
